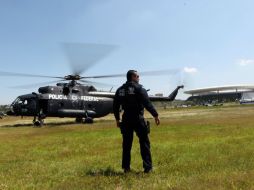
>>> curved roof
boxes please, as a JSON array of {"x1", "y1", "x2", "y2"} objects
[{"x1": 185, "y1": 84, "x2": 254, "y2": 95}]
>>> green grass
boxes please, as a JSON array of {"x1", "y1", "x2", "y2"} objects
[{"x1": 1, "y1": 105, "x2": 254, "y2": 189}]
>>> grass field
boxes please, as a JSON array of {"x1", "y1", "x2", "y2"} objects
[{"x1": 1, "y1": 105, "x2": 254, "y2": 190}]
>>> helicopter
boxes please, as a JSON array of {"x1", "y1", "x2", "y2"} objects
[{"x1": 0, "y1": 43, "x2": 184, "y2": 126}]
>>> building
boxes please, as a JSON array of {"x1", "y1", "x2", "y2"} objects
[{"x1": 184, "y1": 85, "x2": 254, "y2": 104}]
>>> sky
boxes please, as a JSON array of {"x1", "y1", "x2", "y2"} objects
[{"x1": 1, "y1": 0, "x2": 254, "y2": 104}]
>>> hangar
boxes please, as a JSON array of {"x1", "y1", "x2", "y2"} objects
[{"x1": 184, "y1": 85, "x2": 254, "y2": 104}]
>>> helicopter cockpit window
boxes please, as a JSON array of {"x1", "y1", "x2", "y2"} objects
[
  {"x1": 12, "y1": 97, "x2": 20, "y2": 105},
  {"x1": 24, "y1": 100, "x2": 28, "y2": 105}
]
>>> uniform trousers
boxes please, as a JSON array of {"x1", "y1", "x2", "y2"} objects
[{"x1": 121, "y1": 117, "x2": 152, "y2": 170}]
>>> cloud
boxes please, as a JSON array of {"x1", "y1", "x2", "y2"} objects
[
  {"x1": 237, "y1": 59, "x2": 254, "y2": 66},
  {"x1": 183, "y1": 67, "x2": 198, "y2": 73}
]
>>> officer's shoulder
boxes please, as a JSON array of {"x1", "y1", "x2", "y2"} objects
[
  {"x1": 117, "y1": 84, "x2": 126, "y2": 90},
  {"x1": 132, "y1": 83, "x2": 146, "y2": 92},
  {"x1": 121, "y1": 82, "x2": 144, "y2": 91},
  {"x1": 136, "y1": 84, "x2": 144, "y2": 90}
]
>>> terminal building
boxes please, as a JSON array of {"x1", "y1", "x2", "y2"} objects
[{"x1": 184, "y1": 85, "x2": 254, "y2": 104}]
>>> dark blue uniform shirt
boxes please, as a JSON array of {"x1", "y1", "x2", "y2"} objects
[{"x1": 113, "y1": 81, "x2": 158, "y2": 121}]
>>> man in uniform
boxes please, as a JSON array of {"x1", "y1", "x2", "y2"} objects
[{"x1": 113, "y1": 70, "x2": 160, "y2": 173}]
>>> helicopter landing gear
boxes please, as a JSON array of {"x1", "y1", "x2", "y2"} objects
[
  {"x1": 84, "y1": 117, "x2": 93, "y2": 124},
  {"x1": 33, "y1": 120, "x2": 44, "y2": 127},
  {"x1": 33, "y1": 115, "x2": 45, "y2": 127},
  {"x1": 75, "y1": 117, "x2": 93, "y2": 124}
]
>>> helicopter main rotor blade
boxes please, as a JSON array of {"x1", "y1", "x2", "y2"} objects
[
  {"x1": 0, "y1": 70, "x2": 64, "y2": 79},
  {"x1": 62, "y1": 43, "x2": 117, "y2": 76},
  {"x1": 80, "y1": 69, "x2": 180, "y2": 79},
  {"x1": 79, "y1": 79, "x2": 113, "y2": 87},
  {"x1": 9, "y1": 80, "x2": 66, "y2": 89}
]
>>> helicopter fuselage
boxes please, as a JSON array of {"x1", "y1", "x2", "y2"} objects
[
  {"x1": 9, "y1": 84, "x2": 114, "y2": 120},
  {"x1": 7, "y1": 83, "x2": 183, "y2": 126}
]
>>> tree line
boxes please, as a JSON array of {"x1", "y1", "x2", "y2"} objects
[{"x1": 0, "y1": 105, "x2": 9, "y2": 112}]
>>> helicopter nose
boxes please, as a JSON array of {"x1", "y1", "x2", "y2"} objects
[
  {"x1": 11, "y1": 103, "x2": 21, "y2": 114},
  {"x1": 6, "y1": 110, "x2": 14, "y2": 116},
  {"x1": 4, "y1": 105, "x2": 14, "y2": 116}
]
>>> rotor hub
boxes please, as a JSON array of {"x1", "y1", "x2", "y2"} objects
[{"x1": 64, "y1": 75, "x2": 81, "y2": 81}]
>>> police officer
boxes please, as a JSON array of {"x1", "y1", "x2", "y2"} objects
[{"x1": 113, "y1": 70, "x2": 160, "y2": 173}]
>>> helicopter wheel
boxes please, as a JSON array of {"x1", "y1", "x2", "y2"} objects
[
  {"x1": 33, "y1": 120, "x2": 44, "y2": 127},
  {"x1": 33, "y1": 116, "x2": 44, "y2": 127},
  {"x1": 84, "y1": 117, "x2": 93, "y2": 124}
]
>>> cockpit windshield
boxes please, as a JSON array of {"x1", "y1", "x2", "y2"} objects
[{"x1": 11, "y1": 97, "x2": 21, "y2": 106}]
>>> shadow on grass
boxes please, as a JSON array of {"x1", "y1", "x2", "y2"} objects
[
  {"x1": 86, "y1": 167, "x2": 124, "y2": 177},
  {"x1": 0, "y1": 119, "x2": 115, "y2": 128},
  {"x1": 0, "y1": 121, "x2": 79, "y2": 128},
  {"x1": 85, "y1": 167, "x2": 146, "y2": 177}
]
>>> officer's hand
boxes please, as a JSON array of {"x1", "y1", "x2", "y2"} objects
[
  {"x1": 116, "y1": 120, "x2": 120, "y2": 128},
  {"x1": 154, "y1": 116, "x2": 160, "y2": 126}
]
